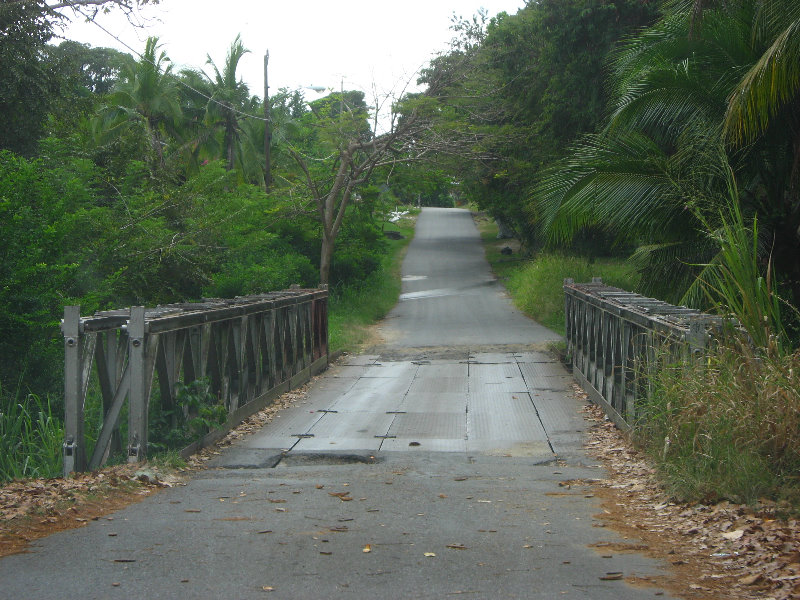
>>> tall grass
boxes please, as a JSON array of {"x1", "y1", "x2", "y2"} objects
[
  {"x1": 503, "y1": 253, "x2": 639, "y2": 334},
  {"x1": 0, "y1": 387, "x2": 63, "y2": 482},
  {"x1": 635, "y1": 342, "x2": 800, "y2": 506}
]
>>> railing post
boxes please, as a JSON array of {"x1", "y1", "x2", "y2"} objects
[
  {"x1": 687, "y1": 318, "x2": 707, "y2": 352},
  {"x1": 563, "y1": 278, "x2": 574, "y2": 361},
  {"x1": 127, "y1": 306, "x2": 147, "y2": 463},
  {"x1": 62, "y1": 306, "x2": 85, "y2": 476}
]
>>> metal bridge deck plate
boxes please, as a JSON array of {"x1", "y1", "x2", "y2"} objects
[{"x1": 386, "y1": 412, "x2": 466, "y2": 439}]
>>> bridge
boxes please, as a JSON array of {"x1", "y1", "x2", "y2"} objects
[{"x1": 0, "y1": 208, "x2": 683, "y2": 599}]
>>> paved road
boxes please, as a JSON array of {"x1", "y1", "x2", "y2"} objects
[{"x1": 0, "y1": 208, "x2": 674, "y2": 599}]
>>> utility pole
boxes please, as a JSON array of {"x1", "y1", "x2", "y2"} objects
[{"x1": 263, "y1": 51, "x2": 272, "y2": 191}]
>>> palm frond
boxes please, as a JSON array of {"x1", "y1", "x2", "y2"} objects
[{"x1": 724, "y1": 15, "x2": 800, "y2": 144}]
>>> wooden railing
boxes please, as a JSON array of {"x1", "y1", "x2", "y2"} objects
[
  {"x1": 61, "y1": 289, "x2": 328, "y2": 476},
  {"x1": 564, "y1": 278, "x2": 721, "y2": 429}
]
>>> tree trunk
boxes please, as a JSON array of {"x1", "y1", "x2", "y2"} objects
[
  {"x1": 225, "y1": 115, "x2": 235, "y2": 171},
  {"x1": 319, "y1": 234, "x2": 334, "y2": 285}
]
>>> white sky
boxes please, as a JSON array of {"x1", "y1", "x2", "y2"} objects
[{"x1": 59, "y1": 0, "x2": 526, "y2": 104}]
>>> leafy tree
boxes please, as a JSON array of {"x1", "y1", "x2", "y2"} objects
[
  {"x1": 0, "y1": 2, "x2": 60, "y2": 155},
  {"x1": 0, "y1": 147, "x2": 109, "y2": 395},
  {"x1": 288, "y1": 90, "x2": 391, "y2": 284},
  {"x1": 50, "y1": 40, "x2": 130, "y2": 95}
]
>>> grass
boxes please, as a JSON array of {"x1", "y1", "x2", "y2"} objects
[
  {"x1": 327, "y1": 214, "x2": 417, "y2": 354},
  {"x1": 474, "y1": 215, "x2": 639, "y2": 335},
  {"x1": 635, "y1": 341, "x2": 800, "y2": 508},
  {"x1": 0, "y1": 389, "x2": 64, "y2": 482}
]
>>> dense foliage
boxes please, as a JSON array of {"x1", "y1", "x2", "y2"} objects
[
  {"x1": 0, "y1": 6, "x2": 445, "y2": 443},
  {"x1": 413, "y1": 1, "x2": 660, "y2": 246}
]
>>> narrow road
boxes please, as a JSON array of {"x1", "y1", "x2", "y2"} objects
[{"x1": 0, "y1": 208, "x2": 675, "y2": 599}]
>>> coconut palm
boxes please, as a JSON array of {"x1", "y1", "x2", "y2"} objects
[
  {"x1": 723, "y1": 0, "x2": 800, "y2": 145},
  {"x1": 95, "y1": 37, "x2": 182, "y2": 169},
  {"x1": 203, "y1": 34, "x2": 252, "y2": 172},
  {"x1": 533, "y1": 0, "x2": 800, "y2": 306}
]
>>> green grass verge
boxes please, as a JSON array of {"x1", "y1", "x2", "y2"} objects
[
  {"x1": 504, "y1": 254, "x2": 639, "y2": 335},
  {"x1": 327, "y1": 216, "x2": 416, "y2": 354},
  {"x1": 474, "y1": 215, "x2": 638, "y2": 335}
]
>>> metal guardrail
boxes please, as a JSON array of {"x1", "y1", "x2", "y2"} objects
[
  {"x1": 564, "y1": 278, "x2": 722, "y2": 429},
  {"x1": 61, "y1": 288, "x2": 328, "y2": 476}
]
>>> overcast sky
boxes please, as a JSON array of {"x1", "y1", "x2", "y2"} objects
[{"x1": 60, "y1": 1, "x2": 526, "y2": 103}]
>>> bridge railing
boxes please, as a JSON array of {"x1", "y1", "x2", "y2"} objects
[
  {"x1": 564, "y1": 278, "x2": 722, "y2": 429},
  {"x1": 61, "y1": 288, "x2": 328, "y2": 476}
]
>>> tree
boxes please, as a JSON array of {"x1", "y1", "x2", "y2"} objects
[
  {"x1": 50, "y1": 40, "x2": 130, "y2": 95},
  {"x1": 95, "y1": 36, "x2": 182, "y2": 170},
  {"x1": 287, "y1": 81, "x2": 453, "y2": 284},
  {"x1": 203, "y1": 35, "x2": 252, "y2": 171},
  {"x1": 533, "y1": 0, "x2": 800, "y2": 309},
  {"x1": 0, "y1": 2, "x2": 60, "y2": 155}
]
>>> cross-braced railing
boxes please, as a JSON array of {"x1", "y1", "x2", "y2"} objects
[
  {"x1": 61, "y1": 289, "x2": 328, "y2": 476},
  {"x1": 564, "y1": 278, "x2": 722, "y2": 429}
]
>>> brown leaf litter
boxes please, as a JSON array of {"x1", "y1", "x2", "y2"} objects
[
  {"x1": 576, "y1": 384, "x2": 800, "y2": 600},
  {"x1": 0, "y1": 370, "x2": 320, "y2": 558}
]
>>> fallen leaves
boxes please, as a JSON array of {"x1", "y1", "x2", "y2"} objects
[
  {"x1": 328, "y1": 525, "x2": 349, "y2": 533},
  {"x1": 328, "y1": 492, "x2": 353, "y2": 502},
  {"x1": 579, "y1": 392, "x2": 800, "y2": 600}
]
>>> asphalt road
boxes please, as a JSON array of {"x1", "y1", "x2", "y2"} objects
[{"x1": 0, "y1": 208, "x2": 675, "y2": 599}]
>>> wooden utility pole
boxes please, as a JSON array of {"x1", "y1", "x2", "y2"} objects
[{"x1": 263, "y1": 51, "x2": 272, "y2": 191}]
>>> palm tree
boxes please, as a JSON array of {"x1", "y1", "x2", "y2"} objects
[
  {"x1": 532, "y1": 0, "x2": 800, "y2": 306},
  {"x1": 723, "y1": 1, "x2": 800, "y2": 146},
  {"x1": 95, "y1": 37, "x2": 182, "y2": 169},
  {"x1": 203, "y1": 34, "x2": 252, "y2": 172}
]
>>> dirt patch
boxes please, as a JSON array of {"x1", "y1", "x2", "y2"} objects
[{"x1": 579, "y1": 385, "x2": 800, "y2": 600}]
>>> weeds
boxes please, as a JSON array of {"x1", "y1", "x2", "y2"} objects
[
  {"x1": 503, "y1": 253, "x2": 639, "y2": 334},
  {"x1": 685, "y1": 180, "x2": 791, "y2": 351},
  {"x1": 0, "y1": 389, "x2": 63, "y2": 482},
  {"x1": 635, "y1": 341, "x2": 800, "y2": 506},
  {"x1": 148, "y1": 377, "x2": 226, "y2": 452}
]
